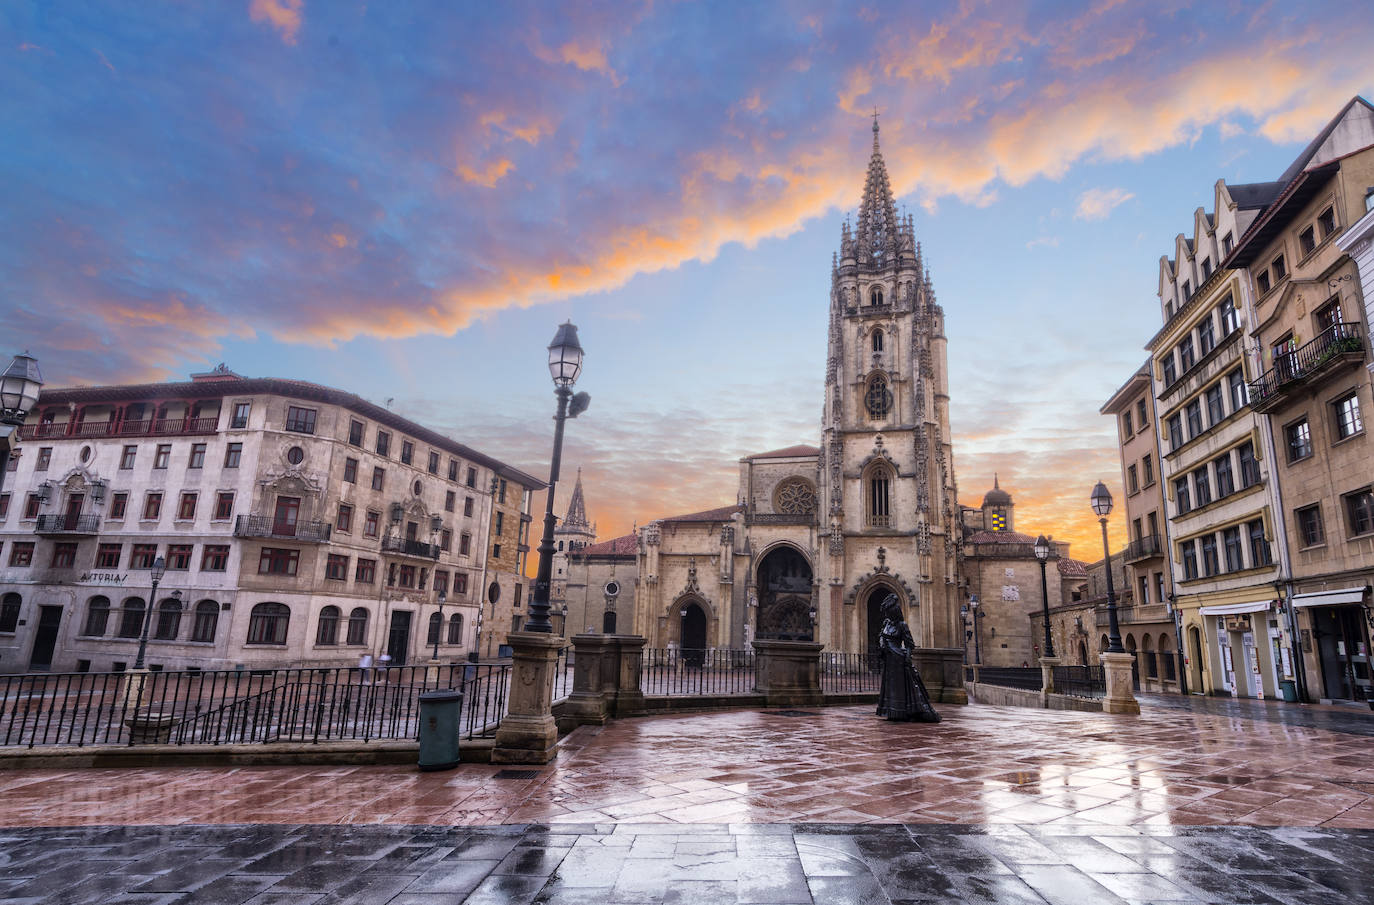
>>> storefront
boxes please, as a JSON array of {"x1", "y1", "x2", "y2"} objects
[
  {"x1": 1196, "y1": 600, "x2": 1282, "y2": 698},
  {"x1": 1292, "y1": 587, "x2": 1372, "y2": 705}
]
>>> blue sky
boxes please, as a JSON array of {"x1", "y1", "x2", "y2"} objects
[{"x1": 4, "y1": 1, "x2": 1373, "y2": 557}]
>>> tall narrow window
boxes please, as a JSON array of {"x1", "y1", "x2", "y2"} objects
[
  {"x1": 865, "y1": 373, "x2": 892, "y2": 420},
  {"x1": 871, "y1": 329, "x2": 884, "y2": 353},
  {"x1": 316, "y1": 606, "x2": 340, "y2": 645},
  {"x1": 347, "y1": 608, "x2": 369, "y2": 645},
  {"x1": 867, "y1": 466, "x2": 892, "y2": 528},
  {"x1": 191, "y1": 600, "x2": 219, "y2": 642}
]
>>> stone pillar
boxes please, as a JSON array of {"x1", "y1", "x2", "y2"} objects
[
  {"x1": 116, "y1": 668, "x2": 153, "y2": 710},
  {"x1": 1100, "y1": 651, "x2": 1141, "y2": 715},
  {"x1": 913, "y1": 647, "x2": 968, "y2": 705},
  {"x1": 609, "y1": 634, "x2": 646, "y2": 716},
  {"x1": 1039, "y1": 656, "x2": 1060, "y2": 695},
  {"x1": 752, "y1": 639, "x2": 822, "y2": 707},
  {"x1": 561, "y1": 634, "x2": 615, "y2": 726},
  {"x1": 492, "y1": 632, "x2": 566, "y2": 764}
]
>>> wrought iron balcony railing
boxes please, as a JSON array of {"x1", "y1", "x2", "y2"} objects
[
  {"x1": 381, "y1": 535, "x2": 441, "y2": 560},
  {"x1": 234, "y1": 514, "x2": 332, "y2": 543},
  {"x1": 19, "y1": 416, "x2": 219, "y2": 441},
  {"x1": 34, "y1": 514, "x2": 101, "y2": 535},
  {"x1": 1248, "y1": 322, "x2": 1365, "y2": 412},
  {"x1": 1123, "y1": 534, "x2": 1164, "y2": 563}
]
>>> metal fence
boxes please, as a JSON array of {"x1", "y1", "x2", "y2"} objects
[
  {"x1": 973, "y1": 667, "x2": 1043, "y2": 691},
  {"x1": 641, "y1": 648, "x2": 758, "y2": 696},
  {"x1": 0, "y1": 663, "x2": 515, "y2": 749},
  {"x1": 819, "y1": 652, "x2": 881, "y2": 693},
  {"x1": 1053, "y1": 665, "x2": 1106, "y2": 699}
]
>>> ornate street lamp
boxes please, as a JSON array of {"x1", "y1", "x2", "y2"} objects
[
  {"x1": 433, "y1": 588, "x2": 447, "y2": 661},
  {"x1": 0, "y1": 353, "x2": 43, "y2": 497},
  {"x1": 134, "y1": 555, "x2": 167, "y2": 670},
  {"x1": 1091, "y1": 481, "x2": 1125, "y2": 654},
  {"x1": 1033, "y1": 534, "x2": 1055, "y2": 659},
  {"x1": 527, "y1": 322, "x2": 590, "y2": 633},
  {"x1": 969, "y1": 594, "x2": 983, "y2": 664}
]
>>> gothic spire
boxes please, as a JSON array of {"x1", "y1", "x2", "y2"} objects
[
  {"x1": 563, "y1": 468, "x2": 589, "y2": 529},
  {"x1": 856, "y1": 114, "x2": 899, "y2": 266}
]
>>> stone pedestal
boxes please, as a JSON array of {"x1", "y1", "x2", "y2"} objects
[
  {"x1": 425, "y1": 660, "x2": 443, "y2": 687},
  {"x1": 125, "y1": 710, "x2": 177, "y2": 744},
  {"x1": 753, "y1": 640, "x2": 822, "y2": 707},
  {"x1": 913, "y1": 648, "x2": 968, "y2": 705},
  {"x1": 492, "y1": 632, "x2": 566, "y2": 764},
  {"x1": 562, "y1": 634, "x2": 616, "y2": 726},
  {"x1": 117, "y1": 668, "x2": 152, "y2": 710},
  {"x1": 1039, "y1": 656, "x2": 1060, "y2": 695},
  {"x1": 608, "y1": 635, "x2": 646, "y2": 716},
  {"x1": 1099, "y1": 651, "x2": 1141, "y2": 715}
]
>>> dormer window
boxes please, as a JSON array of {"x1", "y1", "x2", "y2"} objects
[
  {"x1": 869, "y1": 287, "x2": 884, "y2": 306},
  {"x1": 1182, "y1": 280, "x2": 1191, "y2": 301},
  {"x1": 871, "y1": 329, "x2": 884, "y2": 353},
  {"x1": 1202, "y1": 258, "x2": 1212, "y2": 279}
]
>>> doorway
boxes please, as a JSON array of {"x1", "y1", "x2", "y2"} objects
[
  {"x1": 1312, "y1": 605, "x2": 1371, "y2": 702},
  {"x1": 680, "y1": 602, "x2": 706, "y2": 666},
  {"x1": 29, "y1": 606, "x2": 63, "y2": 671},
  {"x1": 865, "y1": 587, "x2": 892, "y2": 658},
  {"x1": 64, "y1": 494, "x2": 84, "y2": 531},
  {"x1": 756, "y1": 546, "x2": 813, "y2": 641},
  {"x1": 387, "y1": 610, "x2": 412, "y2": 666},
  {"x1": 1189, "y1": 625, "x2": 1205, "y2": 692}
]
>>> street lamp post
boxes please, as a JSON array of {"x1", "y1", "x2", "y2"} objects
[
  {"x1": 526, "y1": 322, "x2": 590, "y2": 633},
  {"x1": 1033, "y1": 535, "x2": 1055, "y2": 659},
  {"x1": 0, "y1": 353, "x2": 44, "y2": 497},
  {"x1": 134, "y1": 556, "x2": 167, "y2": 670},
  {"x1": 433, "y1": 588, "x2": 446, "y2": 661},
  {"x1": 970, "y1": 594, "x2": 983, "y2": 665},
  {"x1": 1091, "y1": 481, "x2": 1125, "y2": 654}
]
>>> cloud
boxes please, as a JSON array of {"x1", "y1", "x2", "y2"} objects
[
  {"x1": 1025, "y1": 235, "x2": 1060, "y2": 250},
  {"x1": 1075, "y1": 187, "x2": 1135, "y2": 220},
  {"x1": 249, "y1": 0, "x2": 303, "y2": 45}
]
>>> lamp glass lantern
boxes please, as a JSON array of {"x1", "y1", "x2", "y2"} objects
[
  {"x1": 1090, "y1": 481, "x2": 1114, "y2": 517},
  {"x1": 150, "y1": 555, "x2": 167, "y2": 583},
  {"x1": 0, "y1": 354, "x2": 43, "y2": 419},
  {"x1": 1033, "y1": 534, "x2": 1051, "y2": 562},
  {"x1": 547, "y1": 322, "x2": 584, "y2": 388}
]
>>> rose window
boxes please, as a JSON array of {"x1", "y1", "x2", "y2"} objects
[{"x1": 775, "y1": 479, "x2": 817, "y2": 515}]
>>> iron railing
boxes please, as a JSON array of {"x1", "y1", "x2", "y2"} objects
[
  {"x1": 973, "y1": 667, "x2": 1042, "y2": 690},
  {"x1": 1249, "y1": 322, "x2": 1364, "y2": 409},
  {"x1": 19, "y1": 417, "x2": 219, "y2": 441},
  {"x1": 819, "y1": 652, "x2": 881, "y2": 693},
  {"x1": 235, "y1": 514, "x2": 332, "y2": 543},
  {"x1": 1123, "y1": 534, "x2": 1164, "y2": 562},
  {"x1": 34, "y1": 514, "x2": 101, "y2": 535},
  {"x1": 641, "y1": 648, "x2": 758, "y2": 695},
  {"x1": 0, "y1": 663, "x2": 515, "y2": 748},
  {"x1": 1053, "y1": 665, "x2": 1106, "y2": 699},
  {"x1": 381, "y1": 536, "x2": 441, "y2": 560}
]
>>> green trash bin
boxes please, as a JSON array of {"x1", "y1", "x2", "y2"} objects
[
  {"x1": 418, "y1": 689, "x2": 464, "y2": 771},
  {"x1": 1279, "y1": 679, "x2": 1298, "y2": 703}
]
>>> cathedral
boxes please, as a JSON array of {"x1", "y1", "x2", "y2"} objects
[{"x1": 557, "y1": 120, "x2": 965, "y2": 681}]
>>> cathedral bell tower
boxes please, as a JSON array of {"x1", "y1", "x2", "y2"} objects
[{"x1": 818, "y1": 116, "x2": 963, "y2": 661}]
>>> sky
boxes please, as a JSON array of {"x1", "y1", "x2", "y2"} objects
[{"x1": 4, "y1": 1, "x2": 1374, "y2": 563}]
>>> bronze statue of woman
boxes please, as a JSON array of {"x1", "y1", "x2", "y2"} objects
[{"x1": 875, "y1": 594, "x2": 941, "y2": 723}]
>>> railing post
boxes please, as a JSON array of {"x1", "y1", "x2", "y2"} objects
[
  {"x1": 562, "y1": 634, "x2": 614, "y2": 726},
  {"x1": 491, "y1": 631, "x2": 564, "y2": 764},
  {"x1": 609, "y1": 635, "x2": 646, "y2": 716},
  {"x1": 1039, "y1": 656, "x2": 1060, "y2": 695},
  {"x1": 1099, "y1": 651, "x2": 1141, "y2": 715},
  {"x1": 752, "y1": 639, "x2": 822, "y2": 707}
]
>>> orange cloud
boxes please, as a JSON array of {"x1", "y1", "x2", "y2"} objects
[
  {"x1": 456, "y1": 157, "x2": 515, "y2": 188},
  {"x1": 249, "y1": 0, "x2": 303, "y2": 45}
]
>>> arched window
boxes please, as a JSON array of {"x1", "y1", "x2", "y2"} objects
[
  {"x1": 247, "y1": 602, "x2": 290, "y2": 645},
  {"x1": 865, "y1": 373, "x2": 892, "y2": 419},
  {"x1": 1, "y1": 592, "x2": 22, "y2": 633},
  {"x1": 447, "y1": 613, "x2": 464, "y2": 645},
  {"x1": 867, "y1": 465, "x2": 892, "y2": 528},
  {"x1": 191, "y1": 600, "x2": 219, "y2": 643},
  {"x1": 869, "y1": 286, "x2": 884, "y2": 306},
  {"x1": 316, "y1": 605, "x2": 340, "y2": 645},
  {"x1": 82, "y1": 596, "x2": 110, "y2": 637},
  {"x1": 427, "y1": 612, "x2": 443, "y2": 646},
  {"x1": 346, "y1": 607, "x2": 369, "y2": 645},
  {"x1": 871, "y1": 329, "x2": 884, "y2": 353},
  {"x1": 118, "y1": 598, "x2": 147, "y2": 639},
  {"x1": 154, "y1": 598, "x2": 183, "y2": 640}
]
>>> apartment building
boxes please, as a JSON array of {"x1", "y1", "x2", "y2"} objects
[{"x1": 0, "y1": 367, "x2": 540, "y2": 674}]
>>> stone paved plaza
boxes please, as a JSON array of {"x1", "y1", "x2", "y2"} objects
[{"x1": 3, "y1": 697, "x2": 1374, "y2": 903}]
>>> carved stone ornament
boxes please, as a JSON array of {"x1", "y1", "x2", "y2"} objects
[
  {"x1": 684, "y1": 558, "x2": 700, "y2": 595},
  {"x1": 774, "y1": 478, "x2": 817, "y2": 515}
]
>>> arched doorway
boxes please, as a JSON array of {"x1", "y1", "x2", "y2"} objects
[
  {"x1": 865, "y1": 587, "x2": 895, "y2": 658},
  {"x1": 757, "y1": 546, "x2": 813, "y2": 641},
  {"x1": 1078, "y1": 640, "x2": 1088, "y2": 666},
  {"x1": 681, "y1": 602, "x2": 707, "y2": 666},
  {"x1": 1189, "y1": 625, "x2": 1205, "y2": 692}
]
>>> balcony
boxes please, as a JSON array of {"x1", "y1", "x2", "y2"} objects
[
  {"x1": 19, "y1": 416, "x2": 218, "y2": 441},
  {"x1": 234, "y1": 514, "x2": 332, "y2": 543},
  {"x1": 381, "y1": 535, "x2": 441, "y2": 560},
  {"x1": 1248, "y1": 323, "x2": 1365, "y2": 413},
  {"x1": 34, "y1": 514, "x2": 101, "y2": 536},
  {"x1": 1123, "y1": 534, "x2": 1164, "y2": 563}
]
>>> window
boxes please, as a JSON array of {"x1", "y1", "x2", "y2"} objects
[
  {"x1": 1316, "y1": 298, "x2": 1344, "y2": 333},
  {"x1": 153, "y1": 444, "x2": 171, "y2": 469},
  {"x1": 82, "y1": 596, "x2": 110, "y2": 636},
  {"x1": 1296, "y1": 505, "x2": 1325, "y2": 547},
  {"x1": 1177, "y1": 336, "x2": 1195, "y2": 372},
  {"x1": 325, "y1": 554, "x2": 349, "y2": 581},
  {"x1": 1286, "y1": 419, "x2": 1312, "y2": 461},
  {"x1": 8, "y1": 542, "x2": 34, "y2": 567},
  {"x1": 1205, "y1": 384, "x2": 1225, "y2": 426},
  {"x1": 492, "y1": 543, "x2": 502, "y2": 559},
  {"x1": 154, "y1": 598, "x2": 182, "y2": 640},
  {"x1": 398, "y1": 565, "x2": 416, "y2": 588},
  {"x1": 466, "y1": 467, "x2": 477, "y2": 487},
  {"x1": 23, "y1": 493, "x2": 41, "y2": 519},
  {"x1": 167, "y1": 544, "x2": 193, "y2": 570},
  {"x1": 120, "y1": 445, "x2": 137, "y2": 469},
  {"x1": 285, "y1": 406, "x2": 316, "y2": 434},
  {"x1": 1202, "y1": 257, "x2": 1212, "y2": 279},
  {"x1": 1219, "y1": 295, "x2": 1239, "y2": 335},
  {"x1": 96, "y1": 543, "x2": 122, "y2": 569},
  {"x1": 1227, "y1": 369, "x2": 1247, "y2": 412},
  {"x1": 1238, "y1": 441, "x2": 1259, "y2": 488},
  {"x1": 867, "y1": 466, "x2": 892, "y2": 527},
  {"x1": 231, "y1": 402, "x2": 251, "y2": 429},
  {"x1": 434, "y1": 570, "x2": 449, "y2": 597},
  {"x1": 110, "y1": 492, "x2": 128, "y2": 520},
  {"x1": 1271, "y1": 255, "x2": 1286, "y2": 281},
  {"x1": 1127, "y1": 465, "x2": 1138, "y2": 494},
  {"x1": 1136, "y1": 399, "x2": 1147, "y2": 429},
  {"x1": 1247, "y1": 519, "x2": 1273, "y2": 566},
  {"x1": 445, "y1": 490, "x2": 456, "y2": 512},
  {"x1": 1256, "y1": 270, "x2": 1271, "y2": 295},
  {"x1": 364, "y1": 510, "x2": 380, "y2": 538},
  {"x1": 869, "y1": 286, "x2": 884, "y2": 306},
  {"x1": 178, "y1": 492, "x2": 198, "y2": 520},
  {"x1": 464, "y1": 496, "x2": 474, "y2": 517},
  {"x1": 214, "y1": 492, "x2": 234, "y2": 520},
  {"x1": 1181, "y1": 540, "x2": 1198, "y2": 580},
  {"x1": 1197, "y1": 316, "x2": 1215, "y2": 356},
  {"x1": 1201, "y1": 534, "x2": 1219, "y2": 577},
  {"x1": 1174, "y1": 477, "x2": 1191, "y2": 515},
  {"x1": 316, "y1": 606, "x2": 340, "y2": 645},
  {"x1": 1214, "y1": 453, "x2": 1234, "y2": 498},
  {"x1": 223, "y1": 442, "x2": 242, "y2": 468},
  {"x1": 1222, "y1": 232, "x2": 1234, "y2": 255},
  {"x1": 428, "y1": 451, "x2": 440, "y2": 474},
  {"x1": 341, "y1": 457, "x2": 359, "y2": 484},
  {"x1": 1299, "y1": 225, "x2": 1316, "y2": 255},
  {"x1": 454, "y1": 573, "x2": 468, "y2": 595},
  {"x1": 1223, "y1": 526, "x2": 1243, "y2": 571},
  {"x1": 460, "y1": 532, "x2": 471, "y2": 555},
  {"x1": 427, "y1": 612, "x2": 442, "y2": 646},
  {"x1": 273, "y1": 496, "x2": 300, "y2": 535},
  {"x1": 499, "y1": 479, "x2": 507, "y2": 503},
  {"x1": 448, "y1": 459, "x2": 459, "y2": 481},
  {"x1": 355, "y1": 558, "x2": 376, "y2": 584},
  {"x1": 130, "y1": 544, "x2": 158, "y2": 569},
  {"x1": 0, "y1": 492, "x2": 8, "y2": 520},
  {"x1": 1142, "y1": 454, "x2": 1154, "y2": 487},
  {"x1": 286, "y1": 445, "x2": 304, "y2": 465},
  {"x1": 1345, "y1": 489, "x2": 1374, "y2": 537},
  {"x1": 346, "y1": 608, "x2": 369, "y2": 645},
  {"x1": 201, "y1": 545, "x2": 229, "y2": 571},
  {"x1": 118, "y1": 599, "x2": 147, "y2": 639},
  {"x1": 1318, "y1": 206, "x2": 1336, "y2": 237},
  {"x1": 247, "y1": 602, "x2": 290, "y2": 645},
  {"x1": 872, "y1": 329, "x2": 884, "y2": 353},
  {"x1": 495, "y1": 512, "x2": 504, "y2": 536},
  {"x1": 1181, "y1": 280, "x2": 1191, "y2": 301},
  {"x1": 187, "y1": 443, "x2": 206, "y2": 469},
  {"x1": 371, "y1": 467, "x2": 385, "y2": 491},
  {"x1": 865, "y1": 373, "x2": 892, "y2": 419},
  {"x1": 349, "y1": 419, "x2": 364, "y2": 446},
  {"x1": 191, "y1": 600, "x2": 219, "y2": 642},
  {"x1": 336, "y1": 503, "x2": 353, "y2": 533},
  {"x1": 400, "y1": 440, "x2": 414, "y2": 465},
  {"x1": 1185, "y1": 400, "x2": 1203, "y2": 439},
  {"x1": 0, "y1": 593, "x2": 20, "y2": 633},
  {"x1": 51, "y1": 543, "x2": 77, "y2": 568},
  {"x1": 1193, "y1": 466, "x2": 1211, "y2": 507},
  {"x1": 258, "y1": 547, "x2": 300, "y2": 575},
  {"x1": 376, "y1": 431, "x2": 391, "y2": 456},
  {"x1": 1162, "y1": 353, "x2": 1177, "y2": 386},
  {"x1": 34, "y1": 447, "x2": 51, "y2": 471},
  {"x1": 447, "y1": 613, "x2": 464, "y2": 645},
  {"x1": 143, "y1": 492, "x2": 163, "y2": 521},
  {"x1": 1123, "y1": 411, "x2": 1134, "y2": 437},
  {"x1": 441, "y1": 529, "x2": 452, "y2": 552},
  {"x1": 1334, "y1": 393, "x2": 1363, "y2": 440}
]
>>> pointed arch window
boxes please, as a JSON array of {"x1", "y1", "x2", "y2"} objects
[
  {"x1": 869, "y1": 286, "x2": 884, "y2": 306},
  {"x1": 867, "y1": 465, "x2": 892, "y2": 528},
  {"x1": 865, "y1": 373, "x2": 892, "y2": 420},
  {"x1": 871, "y1": 329, "x2": 884, "y2": 353}
]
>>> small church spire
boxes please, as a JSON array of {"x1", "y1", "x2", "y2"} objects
[
  {"x1": 856, "y1": 112, "x2": 898, "y2": 267},
  {"x1": 563, "y1": 468, "x2": 589, "y2": 529}
]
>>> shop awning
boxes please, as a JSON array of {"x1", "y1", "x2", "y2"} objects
[
  {"x1": 1198, "y1": 600, "x2": 1274, "y2": 616},
  {"x1": 1291, "y1": 586, "x2": 1369, "y2": 608}
]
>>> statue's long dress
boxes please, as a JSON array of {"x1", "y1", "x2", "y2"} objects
[{"x1": 875, "y1": 619, "x2": 941, "y2": 722}]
